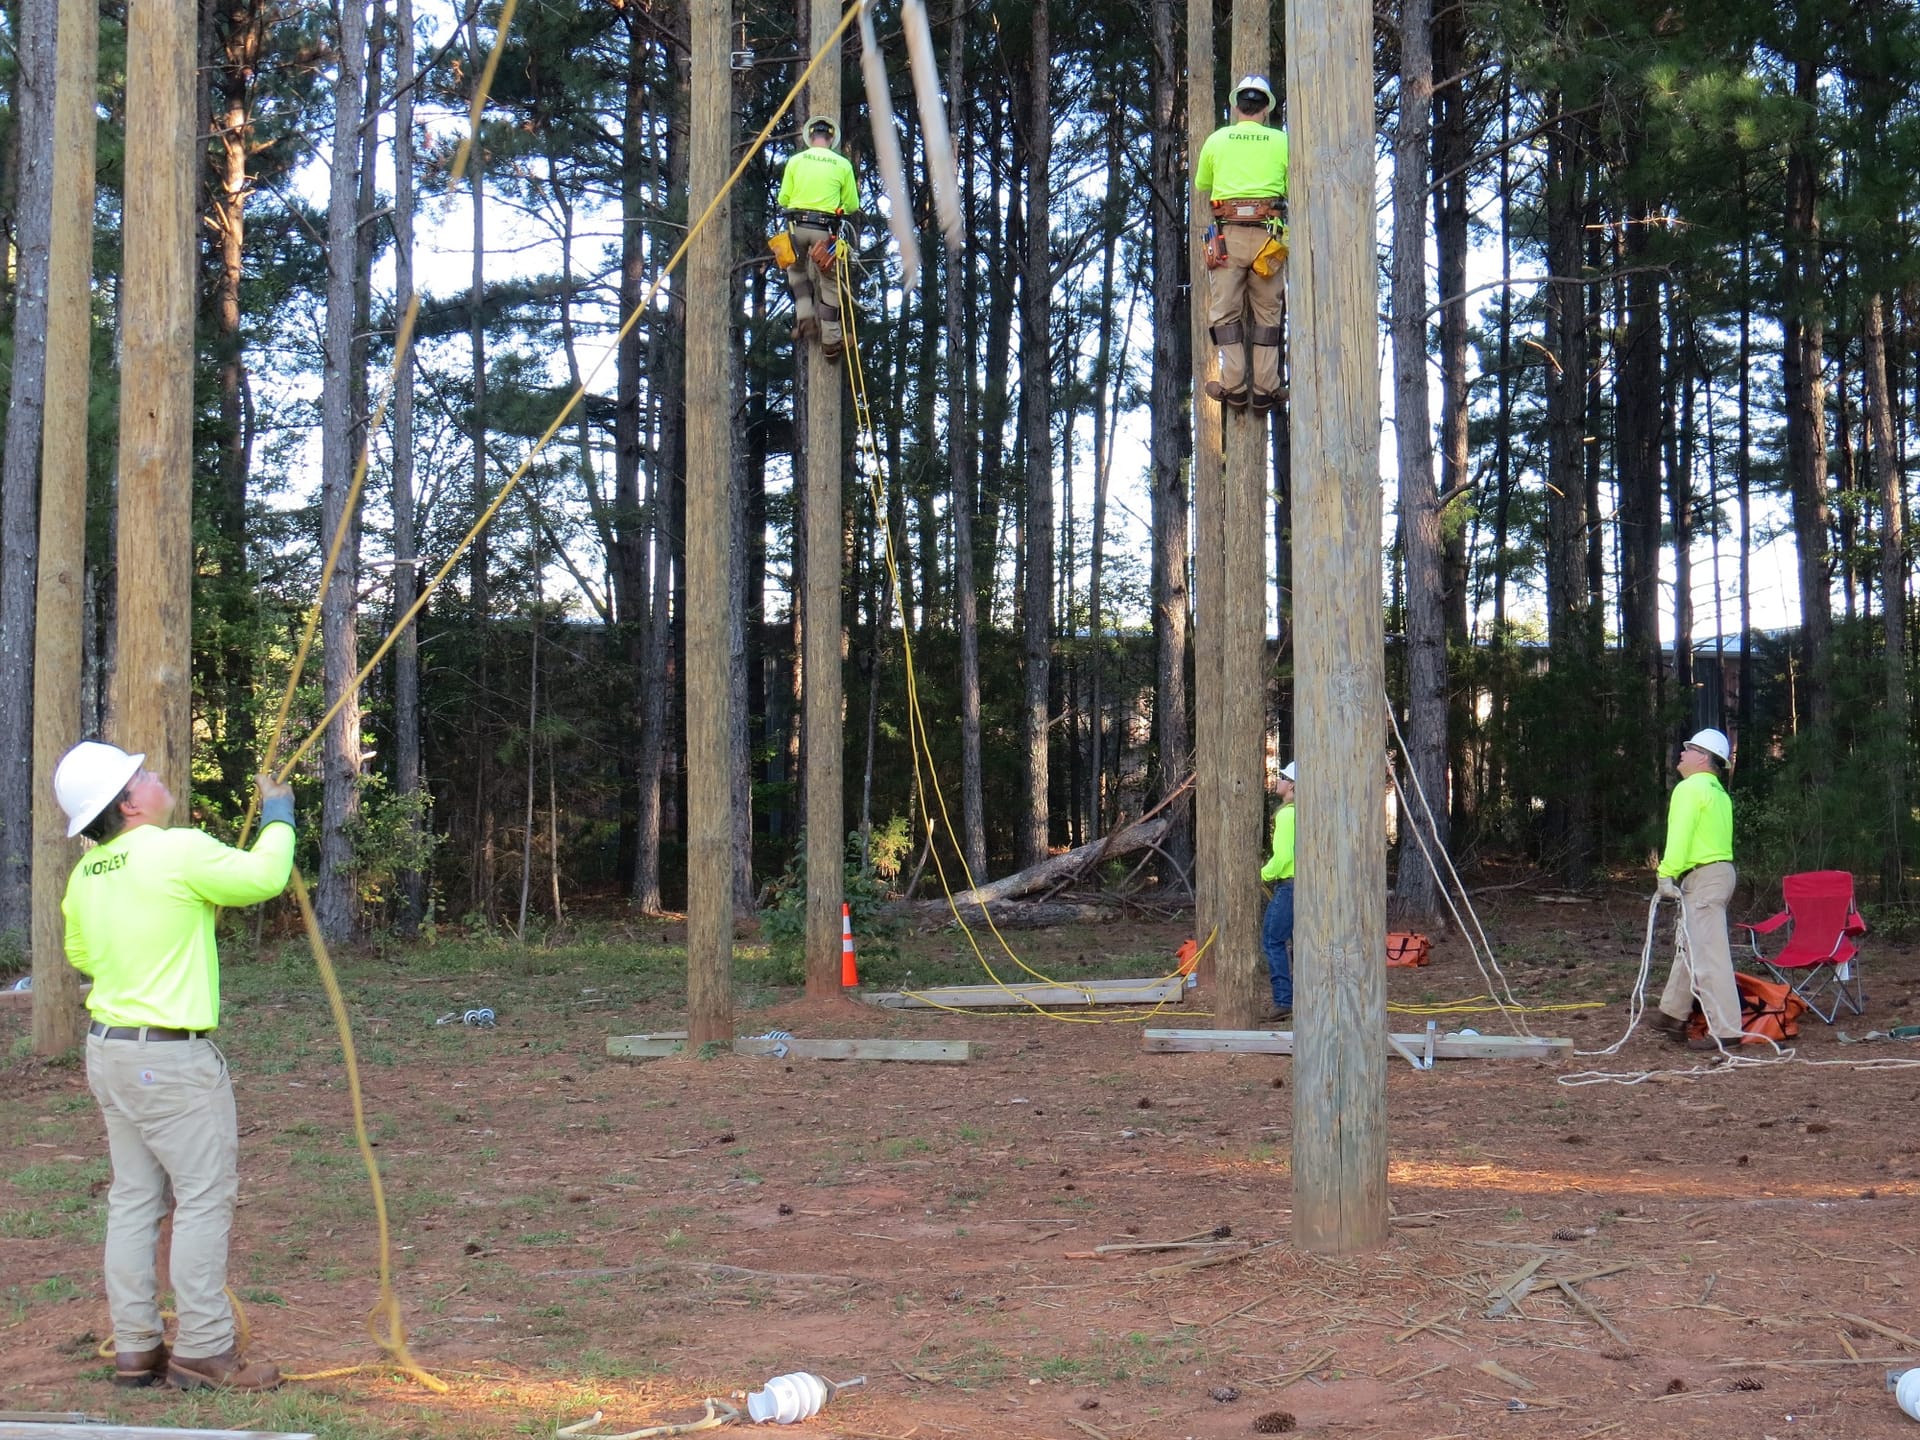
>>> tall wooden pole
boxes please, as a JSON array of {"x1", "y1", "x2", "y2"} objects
[
  {"x1": 1185, "y1": 0, "x2": 1220, "y2": 978},
  {"x1": 803, "y1": 0, "x2": 847, "y2": 996},
  {"x1": 1288, "y1": 0, "x2": 1387, "y2": 1252},
  {"x1": 1208, "y1": 0, "x2": 1273, "y2": 1031},
  {"x1": 107, "y1": 0, "x2": 196, "y2": 793},
  {"x1": 686, "y1": 0, "x2": 736, "y2": 1043},
  {"x1": 29, "y1": 0, "x2": 98, "y2": 1055}
]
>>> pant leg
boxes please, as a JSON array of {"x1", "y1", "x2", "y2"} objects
[
  {"x1": 1680, "y1": 862, "x2": 1742, "y2": 1039},
  {"x1": 1262, "y1": 881, "x2": 1294, "y2": 1009},
  {"x1": 1248, "y1": 263, "x2": 1285, "y2": 397},
  {"x1": 786, "y1": 224, "x2": 828, "y2": 324},
  {"x1": 1207, "y1": 235, "x2": 1253, "y2": 394},
  {"x1": 87, "y1": 1036, "x2": 171, "y2": 1354},
  {"x1": 101, "y1": 1037, "x2": 241, "y2": 1358}
]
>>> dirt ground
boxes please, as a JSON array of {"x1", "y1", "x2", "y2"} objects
[{"x1": 6, "y1": 887, "x2": 1920, "y2": 1440}]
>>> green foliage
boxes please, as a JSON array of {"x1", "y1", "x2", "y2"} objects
[
  {"x1": 758, "y1": 833, "x2": 905, "y2": 984},
  {"x1": 344, "y1": 775, "x2": 442, "y2": 926}
]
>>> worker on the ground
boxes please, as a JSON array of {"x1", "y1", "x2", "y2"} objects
[
  {"x1": 774, "y1": 115, "x2": 861, "y2": 364},
  {"x1": 1194, "y1": 74, "x2": 1289, "y2": 411},
  {"x1": 56, "y1": 741, "x2": 297, "y2": 1392},
  {"x1": 1259, "y1": 761, "x2": 1296, "y2": 1024},
  {"x1": 1648, "y1": 729, "x2": 1744, "y2": 1052}
]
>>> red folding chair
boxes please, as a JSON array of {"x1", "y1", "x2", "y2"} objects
[{"x1": 1736, "y1": 870, "x2": 1867, "y2": 1023}]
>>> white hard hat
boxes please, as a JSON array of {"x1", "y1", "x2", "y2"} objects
[
  {"x1": 1685, "y1": 728, "x2": 1731, "y2": 764},
  {"x1": 1279, "y1": 762, "x2": 1296, "y2": 783},
  {"x1": 1233, "y1": 75, "x2": 1277, "y2": 112},
  {"x1": 803, "y1": 114, "x2": 839, "y2": 144},
  {"x1": 55, "y1": 741, "x2": 144, "y2": 838}
]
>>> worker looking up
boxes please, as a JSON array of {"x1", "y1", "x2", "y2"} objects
[
  {"x1": 1194, "y1": 75, "x2": 1289, "y2": 410},
  {"x1": 1259, "y1": 761, "x2": 1297, "y2": 1024},
  {"x1": 56, "y1": 741, "x2": 296, "y2": 1392},
  {"x1": 774, "y1": 115, "x2": 861, "y2": 364},
  {"x1": 1648, "y1": 728, "x2": 1744, "y2": 1052}
]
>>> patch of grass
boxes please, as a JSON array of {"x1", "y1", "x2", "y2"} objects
[
  {"x1": 956, "y1": 1124, "x2": 983, "y2": 1142},
  {"x1": 12, "y1": 1158, "x2": 108, "y2": 1194},
  {"x1": 881, "y1": 1136, "x2": 932, "y2": 1160}
]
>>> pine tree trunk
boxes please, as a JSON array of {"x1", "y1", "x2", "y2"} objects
[
  {"x1": 1390, "y1": 0, "x2": 1444, "y2": 926},
  {"x1": 1543, "y1": 105, "x2": 1592, "y2": 879},
  {"x1": 1148, "y1": 0, "x2": 1192, "y2": 880},
  {"x1": 0, "y1": 0, "x2": 56, "y2": 945},
  {"x1": 317, "y1": 0, "x2": 370, "y2": 943},
  {"x1": 392, "y1": 0, "x2": 424, "y2": 933},
  {"x1": 1865, "y1": 291, "x2": 1907, "y2": 896},
  {"x1": 1783, "y1": 57, "x2": 1832, "y2": 747},
  {"x1": 1018, "y1": 0, "x2": 1053, "y2": 870},
  {"x1": 946, "y1": 0, "x2": 986, "y2": 880},
  {"x1": 1432, "y1": 0, "x2": 1471, "y2": 838}
]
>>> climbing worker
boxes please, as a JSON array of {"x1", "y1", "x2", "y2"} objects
[
  {"x1": 1193, "y1": 74, "x2": 1290, "y2": 411},
  {"x1": 56, "y1": 740, "x2": 297, "y2": 1391},
  {"x1": 1648, "y1": 728, "x2": 1744, "y2": 1052},
  {"x1": 1259, "y1": 761, "x2": 1296, "y2": 1024},
  {"x1": 773, "y1": 114, "x2": 861, "y2": 364}
]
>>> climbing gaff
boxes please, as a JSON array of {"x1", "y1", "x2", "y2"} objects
[
  {"x1": 858, "y1": 0, "x2": 920, "y2": 292},
  {"x1": 900, "y1": 0, "x2": 963, "y2": 255}
]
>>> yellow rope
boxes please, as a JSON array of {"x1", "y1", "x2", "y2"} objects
[
  {"x1": 833, "y1": 262, "x2": 1193, "y2": 1024},
  {"x1": 213, "y1": 2, "x2": 872, "y2": 1393}
]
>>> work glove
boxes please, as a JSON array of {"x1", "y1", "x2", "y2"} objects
[
  {"x1": 1656, "y1": 875, "x2": 1681, "y2": 902},
  {"x1": 256, "y1": 772, "x2": 296, "y2": 833}
]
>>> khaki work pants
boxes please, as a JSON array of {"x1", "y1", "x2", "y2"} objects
[
  {"x1": 1658, "y1": 860, "x2": 1744, "y2": 1040},
  {"x1": 1207, "y1": 224, "x2": 1286, "y2": 398},
  {"x1": 784, "y1": 224, "x2": 845, "y2": 351},
  {"x1": 86, "y1": 1033, "x2": 241, "y2": 1359}
]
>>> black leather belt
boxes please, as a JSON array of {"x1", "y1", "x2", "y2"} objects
[
  {"x1": 786, "y1": 210, "x2": 837, "y2": 227},
  {"x1": 89, "y1": 1022, "x2": 209, "y2": 1041}
]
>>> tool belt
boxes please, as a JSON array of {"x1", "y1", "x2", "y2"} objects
[
  {"x1": 767, "y1": 231, "x2": 798, "y2": 268},
  {"x1": 786, "y1": 209, "x2": 839, "y2": 229},
  {"x1": 1212, "y1": 197, "x2": 1283, "y2": 225}
]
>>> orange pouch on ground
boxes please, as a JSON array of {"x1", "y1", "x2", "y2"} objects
[{"x1": 1386, "y1": 932, "x2": 1431, "y2": 968}]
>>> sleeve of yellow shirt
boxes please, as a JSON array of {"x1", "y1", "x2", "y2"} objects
[
  {"x1": 1657, "y1": 782, "x2": 1699, "y2": 880},
  {"x1": 838, "y1": 159, "x2": 859, "y2": 212},
  {"x1": 1194, "y1": 132, "x2": 1217, "y2": 195},
  {"x1": 62, "y1": 878, "x2": 92, "y2": 976},
  {"x1": 177, "y1": 821, "x2": 296, "y2": 907},
  {"x1": 1260, "y1": 805, "x2": 1295, "y2": 882},
  {"x1": 776, "y1": 158, "x2": 797, "y2": 211}
]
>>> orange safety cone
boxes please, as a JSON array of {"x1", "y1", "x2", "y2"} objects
[{"x1": 840, "y1": 902, "x2": 860, "y2": 987}]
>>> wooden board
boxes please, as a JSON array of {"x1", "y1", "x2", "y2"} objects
[
  {"x1": 1141, "y1": 1029, "x2": 1572, "y2": 1061},
  {"x1": 0, "y1": 1425, "x2": 315, "y2": 1439},
  {"x1": 607, "y1": 1035, "x2": 972, "y2": 1063},
  {"x1": 864, "y1": 977, "x2": 1184, "y2": 1009}
]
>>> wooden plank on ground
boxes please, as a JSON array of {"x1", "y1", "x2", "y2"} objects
[
  {"x1": 607, "y1": 1035, "x2": 971, "y2": 1063},
  {"x1": 865, "y1": 977, "x2": 1183, "y2": 1009},
  {"x1": 0, "y1": 1426, "x2": 314, "y2": 1440},
  {"x1": 1141, "y1": 1029, "x2": 1573, "y2": 1061}
]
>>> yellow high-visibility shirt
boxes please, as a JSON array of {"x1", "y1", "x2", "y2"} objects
[
  {"x1": 1657, "y1": 771, "x2": 1732, "y2": 878},
  {"x1": 776, "y1": 146, "x2": 860, "y2": 215},
  {"x1": 62, "y1": 821, "x2": 295, "y2": 1030},
  {"x1": 1195, "y1": 119, "x2": 1289, "y2": 202},
  {"x1": 1261, "y1": 802, "x2": 1295, "y2": 883}
]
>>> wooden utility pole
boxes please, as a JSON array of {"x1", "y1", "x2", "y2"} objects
[
  {"x1": 1288, "y1": 0, "x2": 1387, "y2": 1252},
  {"x1": 685, "y1": 0, "x2": 736, "y2": 1043},
  {"x1": 107, "y1": 0, "x2": 197, "y2": 794},
  {"x1": 1207, "y1": 0, "x2": 1274, "y2": 1031},
  {"x1": 803, "y1": 0, "x2": 847, "y2": 996},
  {"x1": 29, "y1": 0, "x2": 98, "y2": 1055},
  {"x1": 1185, "y1": 0, "x2": 1220, "y2": 980}
]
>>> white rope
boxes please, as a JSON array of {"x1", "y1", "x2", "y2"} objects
[{"x1": 1383, "y1": 699, "x2": 1532, "y2": 1034}]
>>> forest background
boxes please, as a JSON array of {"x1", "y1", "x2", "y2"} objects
[{"x1": 0, "y1": 0, "x2": 1914, "y2": 960}]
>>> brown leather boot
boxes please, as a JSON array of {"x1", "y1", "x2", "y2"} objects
[
  {"x1": 168, "y1": 1345, "x2": 282, "y2": 1392},
  {"x1": 1204, "y1": 380, "x2": 1249, "y2": 409},
  {"x1": 114, "y1": 1342, "x2": 168, "y2": 1388}
]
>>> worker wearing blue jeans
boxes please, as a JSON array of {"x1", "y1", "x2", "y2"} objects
[{"x1": 1260, "y1": 762, "x2": 1296, "y2": 1023}]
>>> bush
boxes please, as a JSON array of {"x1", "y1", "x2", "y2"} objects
[{"x1": 759, "y1": 830, "x2": 905, "y2": 984}]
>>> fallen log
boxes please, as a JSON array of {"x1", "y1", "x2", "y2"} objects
[
  {"x1": 908, "y1": 814, "x2": 1171, "y2": 921},
  {"x1": 906, "y1": 899, "x2": 1122, "y2": 930}
]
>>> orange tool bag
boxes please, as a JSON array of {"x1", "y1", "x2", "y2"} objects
[
  {"x1": 1386, "y1": 932, "x2": 1431, "y2": 968},
  {"x1": 1686, "y1": 971, "x2": 1808, "y2": 1046}
]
